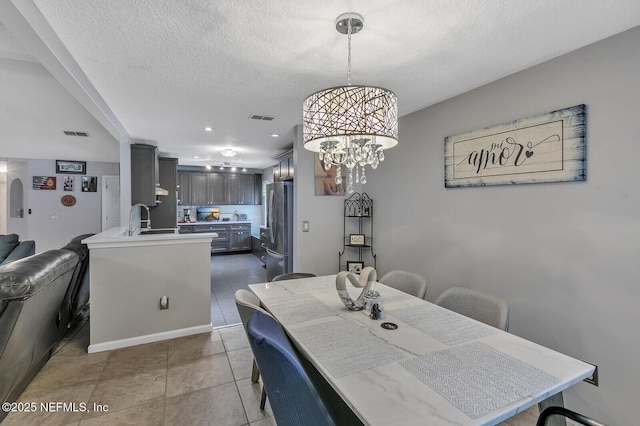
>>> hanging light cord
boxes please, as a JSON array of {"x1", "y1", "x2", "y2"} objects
[{"x1": 347, "y1": 18, "x2": 352, "y2": 86}]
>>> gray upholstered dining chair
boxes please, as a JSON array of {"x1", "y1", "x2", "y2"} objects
[
  {"x1": 434, "y1": 286, "x2": 510, "y2": 331},
  {"x1": 379, "y1": 270, "x2": 427, "y2": 299},
  {"x1": 272, "y1": 272, "x2": 316, "y2": 281},
  {"x1": 234, "y1": 289, "x2": 272, "y2": 409}
]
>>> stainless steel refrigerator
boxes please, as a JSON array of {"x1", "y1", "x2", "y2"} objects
[{"x1": 265, "y1": 181, "x2": 293, "y2": 281}]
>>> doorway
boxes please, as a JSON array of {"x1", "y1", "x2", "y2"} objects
[{"x1": 101, "y1": 175, "x2": 120, "y2": 230}]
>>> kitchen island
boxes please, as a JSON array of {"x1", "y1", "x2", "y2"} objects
[{"x1": 83, "y1": 227, "x2": 216, "y2": 353}]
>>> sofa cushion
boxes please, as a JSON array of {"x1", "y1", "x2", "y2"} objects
[
  {"x1": 0, "y1": 234, "x2": 19, "y2": 262},
  {"x1": 0, "y1": 241, "x2": 36, "y2": 266},
  {"x1": 0, "y1": 249, "x2": 79, "y2": 300}
]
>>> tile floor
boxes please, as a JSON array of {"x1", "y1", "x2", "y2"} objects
[{"x1": 3, "y1": 253, "x2": 539, "y2": 425}]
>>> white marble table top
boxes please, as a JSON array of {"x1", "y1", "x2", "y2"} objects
[{"x1": 249, "y1": 275, "x2": 594, "y2": 426}]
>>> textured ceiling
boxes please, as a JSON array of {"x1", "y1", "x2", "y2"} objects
[{"x1": 4, "y1": 1, "x2": 640, "y2": 168}]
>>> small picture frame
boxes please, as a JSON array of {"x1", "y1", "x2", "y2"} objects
[
  {"x1": 347, "y1": 261, "x2": 364, "y2": 274},
  {"x1": 56, "y1": 160, "x2": 86, "y2": 174},
  {"x1": 82, "y1": 176, "x2": 98, "y2": 192},
  {"x1": 349, "y1": 234, "x2": 365, "y2": 245},
  {"x1": 63, "y1": 176, "x2": 74, "y2": 191}
]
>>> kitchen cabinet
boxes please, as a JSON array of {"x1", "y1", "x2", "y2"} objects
[
  {"x1": 190, "y1": 172, "x2": 225, "y2": 205},
  {"x1": 226, "y1": 174, "x2": 255, "y2": 205},
  {"x1": 229, "y1": 223, "x2": 251, "y2": 251},
  {"x1": 339, "y1": 193, "x2": 376, "y2": 272},
  {"x1": 179, "y1": 171, "x2": 262, "y2": 205},
  {"x1": 150, "y1": 157, "x2": 178, "y2": 228},
  {"x1": 177, "y1": 171, "x2": 191, "y2": 205},
  {"x1": 179, "y1": 222, "x2": 252, "y2": 253},
  {"x1": 273, "y1": 154, "x2": 294, "y2": 181},
  {"x1": 131, "y1": 143, "x2": 160, "y2": 206}
]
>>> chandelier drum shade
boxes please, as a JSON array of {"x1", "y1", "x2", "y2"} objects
[{"x1": 302, "y1": 13, "x2": 398, "y2": 193}]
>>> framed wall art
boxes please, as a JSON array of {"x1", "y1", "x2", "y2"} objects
[
  {"x1": 56, "y1": 160, "x2": 86, "y2": 174},
  {"x1": 444, "y1": 104, "x2": 586, "y2": 188},
  {"x1": 347, "y1": 261, "x2": 364, "y2": 274},
  {"x1": 82, "y1": 176, "x2": 98, "y2": 192},
  {"x1": 33, "y1": 176, "x2": 56, "y2": 190},
  {"x1": 349, "y1": 234, "x2": 365, "y2": 246}
]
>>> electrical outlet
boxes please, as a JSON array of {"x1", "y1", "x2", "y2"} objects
[
  {"x1": 160, "y1": 296, "x2": 169, "y2": 310},
  {"x1": 584, "y1": 363, "x2": 598, "y2": 386}
]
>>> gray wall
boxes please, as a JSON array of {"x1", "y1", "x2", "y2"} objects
[{"x1": 364, "y1": 26, "x2": 640, "y2": 425}]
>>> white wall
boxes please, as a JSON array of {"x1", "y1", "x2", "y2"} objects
[
  {"x1": 365, "y1": 26, "x2": 640, "y2": 425},
  {"x1": 26, "y1": 159, "x2": 119, "y2": 251}
]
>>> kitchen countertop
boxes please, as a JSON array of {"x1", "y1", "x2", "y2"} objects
[
  {"x1": 178, "y1": 220, "x2": 253, "y2": 225},
  {"x1": 83, "y1": 226, "x2": 217, "y2": 249}
]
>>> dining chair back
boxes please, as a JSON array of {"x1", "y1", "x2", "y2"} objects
[
  {"x1": 272, "y1": 272, "x2": 317, "y2": 281},
  {"x1": 234, "y1": 289, "x2": 271, "y2": 408},
  {"x1": 379, "y1": 270, "x2": 427, "y2": 299},
  {"x1": 434, "y1": 286, "x2": 510, "y2": 331},
  {"x1": 536, "y1": 406, "x2": 608, "y2": 426},
  {"x1": 247, "y1": 311, "x2": 336, "y2": 426}
]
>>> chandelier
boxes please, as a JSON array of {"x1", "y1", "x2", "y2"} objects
[{"x1": 303, "y1": 13, "x2": 398, "y2": 194}]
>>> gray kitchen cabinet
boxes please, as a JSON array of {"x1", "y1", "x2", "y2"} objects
[
  {"x1": 190, "y1": 172, "x2": 225, "y2": 205},
  {"x1": 150, "y1": 157, "x2": 178, "y2": 228},
  {"x1": 193, "y1": 223, "x2": 228, "y2": 253},
  {"x1": 272, "y1": 153, "x2": 293, "y2": 182},
  {"x1": 254, "y1": 173, "x2": 262, "y2": 205},
  {"x1": 229, "y1": 223, "x2": 251, "y2": 251},
  {"x1": 131, "y1": 143, "x2": 159, "y2": 206},
  {"x1": 177, "y1": 171, "x2": 191, "y2": 205},
  {"x1": 226, "y1": 174, "x2": 255, "y2": 205}
]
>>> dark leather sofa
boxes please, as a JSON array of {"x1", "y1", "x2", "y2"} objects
[{"x1": 0, "y1": 234, "x2": 93, "y2": 421}]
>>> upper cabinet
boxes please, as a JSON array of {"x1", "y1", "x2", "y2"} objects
[
  {"x1": 178, "y1": 171, "x2": 262, "y2": 205},
  {"x1": 273, "y1": 151, "x2": 294, "y2": 181},
  {"x1": 131, "y1": 143, "x2": 159, "y2": 206}
]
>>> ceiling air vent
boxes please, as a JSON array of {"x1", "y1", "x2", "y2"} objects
[
  {"x1": 63, "y1": 130, "x2": 90, "y2": 137},
  {"x1": 249, "y1": 114, "x2": 275, "y2": 121}
]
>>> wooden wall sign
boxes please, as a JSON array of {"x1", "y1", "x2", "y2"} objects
[{"x1": 444, "y1": 104, "x2": 586, "y2": 188}]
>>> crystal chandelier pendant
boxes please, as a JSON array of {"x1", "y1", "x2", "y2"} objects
[{"x1": 302, "y1": 12, "x2": 398, "y2": 194}]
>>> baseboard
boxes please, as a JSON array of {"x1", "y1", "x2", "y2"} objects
[{"x1": 87, "y1": 323, "x2": 212, "y2": 353}]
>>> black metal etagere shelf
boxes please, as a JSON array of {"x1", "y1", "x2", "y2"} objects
[{"x1": 339, "y1": 193, "x2": 376, "y2": 272}]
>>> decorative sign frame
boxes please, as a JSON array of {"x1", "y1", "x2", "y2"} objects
[
  {"x1": 444, "y1": 104, "x2": 586, "y2": 188},
  {"x1": 56, "y1": 160, "x2": 86, "y2": 174}
]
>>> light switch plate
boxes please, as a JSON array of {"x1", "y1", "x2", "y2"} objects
[{"x1": 302, "y1": 221, "x2": 310, "y2": 232}]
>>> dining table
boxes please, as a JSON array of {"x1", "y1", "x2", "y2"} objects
[{"x1": 249, "y1": 274, "x2": 594, "y2": 426}]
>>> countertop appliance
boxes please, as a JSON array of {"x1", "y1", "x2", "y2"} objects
[{"x1": 265, "y1": 181, "x2": 293, "y2": 281}]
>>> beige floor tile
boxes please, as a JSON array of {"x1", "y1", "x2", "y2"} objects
[
  {"x1": 167, "y1": 330, "x2": 225, "y2": 365},
  {"x1": 227, "y1": 347, "x2": 254, "y2": 381},
  {"x1": 99, "y1": 341, "x2": 168, "y2": 380},
  {"x1": 20, "y1": 352, "x2": 106, "y2": 397},
  {"x1": 3, "y1": 381, "x2": 95, "y2": 426},
  {"x1": 499, "y1": 405, "x2": 540, "y2": 425},
  {"x1": 164, "y1": 383, "x2": 247, "y2": 426},
  {"x1": 78, "y1": 399, "x2": 165, "y2": 426},
  {"x1": 166, "y1": 352, "x2": 235, "y2": 398},
  {"x1": 235, "y1": 378, "x2": 273, "y2": 423},
  {"x1": 219, "y1": 325, "x2": 249, "y2": 352},
  {"x1": 87, "y1": 368, "x2": 166, "y2": 414}
]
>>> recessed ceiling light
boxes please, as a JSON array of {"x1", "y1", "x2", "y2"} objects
[
  {"x1": 205, "y1": 165, "x2": 212, "y2": 170},
  {"x1": 204, "y1": 127, "x2": 213, "y2": 132},
  {"x1": 231, "y1": 166, "x2": 237, "y2": 172},
  {"x1": 193, "y1": 155, "x2": 199, "y2": 159},
  {"x1": 221, "y1": 149, "x2": 238, "y2": 157},
  {"x1": 271, "y1": 134, "x2": 279, "y2": 138},
  {"x1": 242, "y1": 167, "x2": 247, "y2": 172}
]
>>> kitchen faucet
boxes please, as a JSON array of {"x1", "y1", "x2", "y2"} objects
[{"x1": 128, "y1": 203, "x2": 151, "y2": 236}]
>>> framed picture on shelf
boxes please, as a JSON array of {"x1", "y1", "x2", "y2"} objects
[
  {"x1": 347, "y1": 261, "x2": 364, "y2": 274},
  {"x1": 56, "y1": 160, "x2": 86, "y2": 174},
  {"x1": 349, "y1": 234, "x2": 365, "y2": 245}
]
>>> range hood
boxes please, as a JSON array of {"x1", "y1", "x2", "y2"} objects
[{"x1": 155, "y1": 187, "x2": 169, "y2": 196}]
